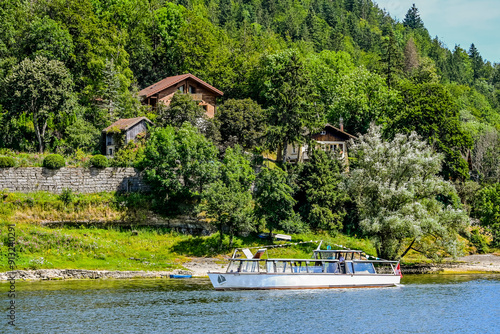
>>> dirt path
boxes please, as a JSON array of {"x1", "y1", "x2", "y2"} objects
[
  {"x1": 182, "y1": 257, "x2": 229, "y2": 277},
  {"x1": 444, "y1": 253, "x2": 500, "y2": 273}
]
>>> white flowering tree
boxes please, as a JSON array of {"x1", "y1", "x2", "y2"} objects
[{"x1": 346, "y1": 125, "x2": 469, "y2": 260}]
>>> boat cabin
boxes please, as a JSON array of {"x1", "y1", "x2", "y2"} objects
[
  {"x1": 211, "y1": 247, "x2": 401, "y2": 290},
  {"x1": 224, "y1": 248, "x2": 399, "y2": 275}
]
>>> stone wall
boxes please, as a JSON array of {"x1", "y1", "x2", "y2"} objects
[{"x1": 0, "y1": 167, "x2": 150, "y2": 193}]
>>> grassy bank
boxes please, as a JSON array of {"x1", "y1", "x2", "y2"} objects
[
  {"x1": 0, "y1": 191, "x2": 154, "y2": 224},
  {"x1": 0, "y1": 191, "x2": 379, "y2": 271},
  {"x1": 0, "y1": 220, "x2": 379, "y2": 272},
  {"x1": 0, "y1": 191, "x2": 476, "y2": 272}
]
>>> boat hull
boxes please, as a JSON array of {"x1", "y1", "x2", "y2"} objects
[{"x1": 208, "y1": 272, "x2": 400, "y2": 290}]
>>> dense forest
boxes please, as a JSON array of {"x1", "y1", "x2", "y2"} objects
[{"x1": 1, "y1": 0, "x2": 499, "y2": 259}]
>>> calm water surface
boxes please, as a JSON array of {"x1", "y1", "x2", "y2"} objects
[{"x1": 1, "y1": 275, "x2": 499, "y2": 333}]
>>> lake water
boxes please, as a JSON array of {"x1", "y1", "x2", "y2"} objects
[{"x1": 1, "y1": 275, "x2": 499, "y2": 333}]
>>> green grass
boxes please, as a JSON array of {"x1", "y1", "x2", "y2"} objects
[
  {"x1": 0, "y1": 218, "x2": 381, "y2": 272},
  {"x1": 0, "y1": 221, "x2": 189, "y2": 271},
  {"x1": 0, "y1": 190, "x2": 155, "y2": 224}
]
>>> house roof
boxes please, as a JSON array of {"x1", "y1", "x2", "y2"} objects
[
  {"x1": 323, "y1": 124, "x2": 357, "y2": 139},
  {"x1": 138, "y1": 73, "x2": 224, "y2": 98},
  {"x1": 102, "y1": 117, "x2": 153, "y2": 133}
]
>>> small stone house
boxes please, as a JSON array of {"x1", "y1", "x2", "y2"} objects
[
  {"x1": 102, "y1": 117, "x2": 153, "y2": 156},
  {"x1": 138, "y1": 73, "x2": 224, "y2": 118},
  {"x1": 284, "y1": 123, "x2": 357, "y2": 163}
]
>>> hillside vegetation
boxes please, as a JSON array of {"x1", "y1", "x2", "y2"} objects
[{"x1": 1, "y1": 0, "x2": 499, "y2": 263}]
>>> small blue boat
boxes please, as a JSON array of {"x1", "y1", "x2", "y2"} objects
[{"x1": 169, "y1": 274, "x2": 192, "y2": 279}]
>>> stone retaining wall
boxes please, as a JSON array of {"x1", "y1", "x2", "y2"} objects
[{"x1": 0, "y1": 167, "x2": 150, "y2": 193}]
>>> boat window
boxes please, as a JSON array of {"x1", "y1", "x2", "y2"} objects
[
  {"x1": 292, "y1": 261, "x2": 308, "y2": 273},
  {"x1": 352, "y1": 262, "x2": 376, "y2": 274},
  {"x1": 227, "y1": 261, "x2": 241, "y2": 273},
  {"x1": 324, "y1": 261, "x2": 340, "y2": 274},
  {"x1": 321, "y1": 251, "x2": 336, "y2": 259},
  {"x1": 274, "y1": 261, "x2": 292, "y2": 273},
  {"x1": 240, "y1": 261, "x2": 259, "y2": 273},
  {"x1": 307, "y1": 261, "x2": 324, "y2": 273},
  {"x1": 373, "y1": 262, "x2": 395, "y2": 274},
  {"x1": 266, "y1": 261, "x2": 275, "y2": 273}
]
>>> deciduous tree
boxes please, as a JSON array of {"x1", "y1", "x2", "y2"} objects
[
  {"x1": 201, "y1": 146, "x2": 255, "y2": 249},
  {"x1": 140, "y1": 122, "x2": 219, "y2": 212},
  {"x1": 346, "y1": 125, "x2": 469, "y2": 260},
  {"x1": 215, "y1": 98, "x2": 265, "y2": 150},
  {"x1": 388, "y1": 81, "x2": 473, "y2": 180},
  {"x1": 254, "y1": 167, "x2": 304, "y2": 236},
  {"x1": 2, "y1": 56, "x2": 74, "y2": 153},
  {"x1": 156, "y1": 91, "x2": 205, "y2": 128}
]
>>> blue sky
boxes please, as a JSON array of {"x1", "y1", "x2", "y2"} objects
[{"x1": 374, "y1": 0, "x2": 500, "y2": 63}]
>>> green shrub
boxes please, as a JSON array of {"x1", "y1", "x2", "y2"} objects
[
  {"x1": 43, "y1": 154, "x2": 65, "y2": 169},
  {"x1": 0, "y1": 156, "x2": 15, "y2": 168},
  {"x1": 469, "y1": 228, "x2": 490, "y2": 254},
  {"x1": 90, "y1": 154, "x2": 108, "y2": 168},
  {"x1": 59, "y1": 188, "x2": 75, "y2": 206}
]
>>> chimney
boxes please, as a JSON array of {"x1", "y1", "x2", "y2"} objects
[{"x1": 339, "y1": 116, "x2": 344, "y2": 132}]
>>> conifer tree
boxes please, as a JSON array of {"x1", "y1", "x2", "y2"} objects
[
  {"x1": 468, "y1": 43, "x2": 484, "y2": 81},
  {"x1": 403, "y1": 4, "x2": 424, "y2": 29},
  {"x1": 380, "y1": 27, "x2": 403, "y2": 88}
]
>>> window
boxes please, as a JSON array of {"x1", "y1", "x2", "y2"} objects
[
  {"x1": 178, "y1": 86, "x2": 184, "y2": 93},
  {"x1": 202, "y1": 105, "x2": 207, "y2": 111},
  {"x1": 108, "y1": 148, "x2": 113, "y2": 156},
  {"x1": 189, "y1": 85, "x2": 196, "y2": 94},
  {"x1": 292, "y1": 147, "x2": 296, "y2": 153}
]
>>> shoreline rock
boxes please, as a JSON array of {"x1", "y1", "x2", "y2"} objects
[{"x1": 0, "y1": 269, "x2": 194, "y2": 281}]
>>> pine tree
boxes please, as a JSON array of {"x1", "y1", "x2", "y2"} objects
[
  {"x1": 403, "y1": 4, "x2": 424, "y2": 29},
  {"x1": 380, "y1": 27, "x2": 403, "y2": 88},
  {"x1": 468, "y1": 43, "x2": 484, "y2": 81}
]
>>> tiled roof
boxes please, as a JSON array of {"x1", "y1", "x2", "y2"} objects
[
  {"x1": 324, "y1": 124, "x2": 357, "y2": 139},
  {"x1": 102, "y1": 117, "x2": 153, "y2": 133},
  {"x1": 138, "y1": 73, "x2": 224, "y2": 98}
]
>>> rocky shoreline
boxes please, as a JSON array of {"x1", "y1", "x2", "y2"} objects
[
  {"x1": 0, "y1": 268, "x2": 194, "y2": 281},
  {"x1": 1, "y1": 254, "x2": 499, "y2": 281}
]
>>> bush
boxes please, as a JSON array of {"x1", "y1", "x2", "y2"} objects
[
  {"x1": 0, "y1": 156, "x2": 15, "y2": 168},
  {"x1": 469, "y1": 227, "x2": 490, "y2": 254},
  {"x1": 90, "y1": 155, "x2": 108, "y2": 168},
  {"x1": 43, "y1": 154, "x2": 65, "y2": 169},
  {"x1": 59, "y1": 188, "x2": 74, "y2": 206}
]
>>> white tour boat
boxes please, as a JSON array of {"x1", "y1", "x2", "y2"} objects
[{"x1": 208, "y1": 247, "x2": 402, "y2": 290}]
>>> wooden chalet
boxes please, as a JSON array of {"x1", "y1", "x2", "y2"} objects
[
  {"x1": 138, "y1": 73, "x2": 224, "y2": 118},
  {"x1": 102, "y1": 117, "x2": 153, "y2": 156},
  {"x1": 285, "y1": 123, "x2": 357, "y2": 163}
]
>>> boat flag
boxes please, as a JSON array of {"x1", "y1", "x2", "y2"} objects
[{"x1": 395, "y1": 263, "x2": 403, "y2": 277}]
